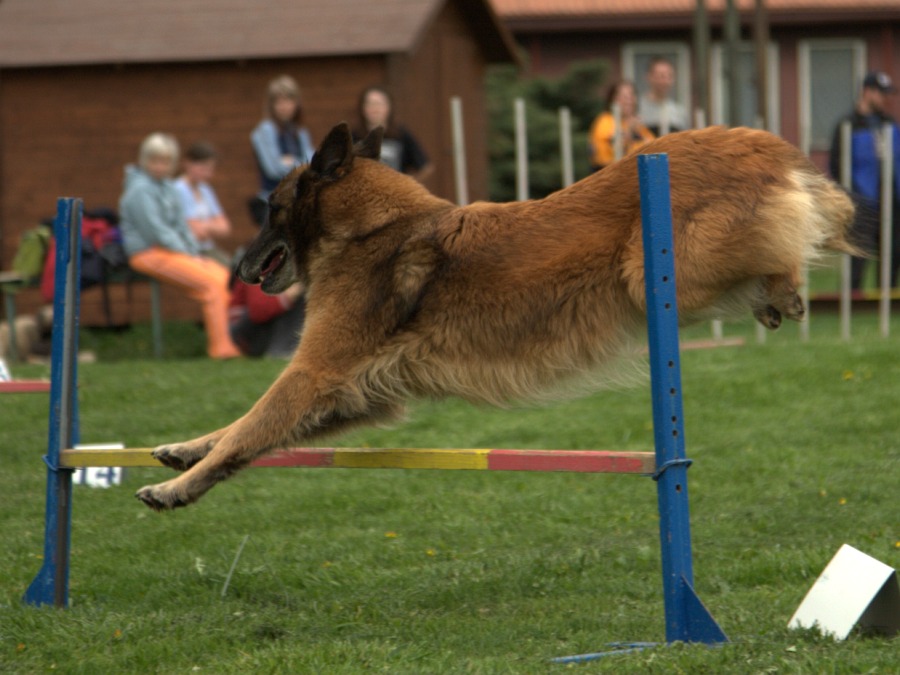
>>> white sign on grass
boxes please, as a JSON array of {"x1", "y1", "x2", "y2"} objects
[
  {"x1": 789, "y1": 544, "x2": 900, "y2": 639},
  {"x1": 72, "y1": 443, "x2": 125, "y2": 489}
]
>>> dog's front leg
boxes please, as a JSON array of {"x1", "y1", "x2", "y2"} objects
[
  {"x1": 151, "y1": 426, "x2": 234, "y2": 472},
  {"x1": 135, "y1": 367, "x2": 350, "y2": 511}
]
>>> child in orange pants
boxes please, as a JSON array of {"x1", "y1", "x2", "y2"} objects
[{"x1": 129, "y1": 247, "x2": 240, "y2": 359}]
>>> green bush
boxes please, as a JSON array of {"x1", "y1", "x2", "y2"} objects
[{"x1": 487, "y1": 58, "x2": 609, "y2": 201}]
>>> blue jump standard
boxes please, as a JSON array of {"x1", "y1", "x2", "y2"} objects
[
  {"x1": 23, "y1": 197, "x2": 82, "y2": 608},
  {"x1": 553, "y1": 155, "x2": 727, "y2": 662},
  {"x1": 23, "y1": 158, "x2": 727, "y2": 658}
]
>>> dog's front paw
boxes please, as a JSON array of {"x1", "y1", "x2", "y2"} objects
[
  {"x1": 152, "y1": 442, "x2": 209, "y2": 471},
  {"x1": 135, "y1": 481, "x2": 192, "y2": 512}
]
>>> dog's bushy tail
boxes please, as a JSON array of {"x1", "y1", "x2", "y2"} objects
[{"x1": 793, "y1": 168, "x2": 862, "y2": 261}]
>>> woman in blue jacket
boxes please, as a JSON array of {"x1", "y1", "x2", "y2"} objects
[{"x1": 249, "y1": 75, "x2": 314, "y2": 224}]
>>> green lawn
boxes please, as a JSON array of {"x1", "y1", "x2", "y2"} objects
[{"x1": 1, "y1": 312, "x2": 898, "y2": 673}]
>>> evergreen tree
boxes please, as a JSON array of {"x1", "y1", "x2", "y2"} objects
[{"x1": 486, "y1": 58, "x2": 609, "y2": 201}]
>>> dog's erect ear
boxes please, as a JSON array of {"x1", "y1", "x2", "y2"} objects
[
  {"x1": 309, "y1": 122, "x2": 354, "y2": 178},
  {"x1": 356, "y1": 126, "x2": 384, "y2": 160}
]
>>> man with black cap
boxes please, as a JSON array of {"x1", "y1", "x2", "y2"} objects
[{"x1": 829, "y1": 71, "x2": 900, "y2": 290}]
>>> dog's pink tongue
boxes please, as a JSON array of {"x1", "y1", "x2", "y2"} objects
[{"x1": 261, "y1": 250, "x2": 284, "y2": 278}]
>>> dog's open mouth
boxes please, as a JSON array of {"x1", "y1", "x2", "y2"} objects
[{"x1": 259, "y1": 246, "x2": 287, "y2": 281}]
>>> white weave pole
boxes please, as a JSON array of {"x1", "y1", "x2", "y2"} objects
[
  {"x1": 755, "y1": 114, "x2": 770, "y2": 344},
  {"x1": 450, "y1": 96, "x2": 468, "y2": 206},
  {"x1": 515, "y1": 98, "x2": 529, "y2": 201},
  {"x1": 559, "y1": 107, "x2": 575, "y2": 188},
  {"x1": 694, "y1": 108, "x2": 726, "y2": 342},
  {"x1": 879, "y1": 122, "x2": 893, "y2": 337},
  {"x1": 798, "y1": 120, "x2": 811, "y2": 343},
  {"x1": 839, "y1": 121, "x2": 852, "y2": 341},
  {"x1": 612, "y1": 102, "x2": 624, "y2": 162}
]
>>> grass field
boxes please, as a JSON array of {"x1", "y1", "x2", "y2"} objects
[{"x1": 1, "y1": 311, "x2": 898, "y2": 673}]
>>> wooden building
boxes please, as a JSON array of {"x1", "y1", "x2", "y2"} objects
[{"x1": 0, "y1": 0, "x2": 516, "y2": 324}]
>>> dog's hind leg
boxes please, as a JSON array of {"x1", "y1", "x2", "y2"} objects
[{"x1": 752, "y1": 273, "x2": 805, "y2": 330}]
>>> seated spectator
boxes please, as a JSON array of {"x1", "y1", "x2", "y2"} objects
[
  {"x1": 174, "y1": 141, "x2": 232, "y2": 267},
  {"x1": 119, "y1": 133, "x2": 241, "y2": 360},
  {"x1": 229, "y1": 278, "x2": 304, "y2": 358}
]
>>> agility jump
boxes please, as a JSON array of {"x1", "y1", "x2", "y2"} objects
[{"x1": 25, "y1": 155, "x2": 728, "y2": 657}]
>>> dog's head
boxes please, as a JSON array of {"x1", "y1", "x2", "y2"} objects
[{"x1": 237, "y1": 122, "x2": 385, "y2": 293}]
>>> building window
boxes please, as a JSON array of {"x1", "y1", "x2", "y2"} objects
[
  {"x1": 710, "y1": 41, "x2": 780, "y2": 134},
  {"x1": 621, "y1": 42, "x2": 692, "y2": 122},
  {"x1": 798, "y1": 39, "x2": 866, "y2": 153}
]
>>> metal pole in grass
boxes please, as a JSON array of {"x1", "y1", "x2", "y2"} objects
[
  {"x1": 553, "y1": 155, "x2": 727, "y2": 663},
  {"x1": 23, "y1": 198, "x2": 82, "y2": 608}
]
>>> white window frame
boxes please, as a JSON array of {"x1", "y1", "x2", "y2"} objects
[
  {"x1": 798, "y1": 39, "x2": 866, "y2": 153},
  {"x1": 622, "y1": 42, "x2": 692, "y2": 118},
  {"x1": 710, "y1": 41, "x2": 781, "y2": 135}
]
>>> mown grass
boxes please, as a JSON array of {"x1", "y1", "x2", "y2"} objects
[{"x1": 1, "y1": 311, "x2": 898, "y2": 673}]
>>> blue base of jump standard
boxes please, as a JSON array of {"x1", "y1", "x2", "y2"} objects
[
  {"x1": 24, "y1": 158, "x2": 728, "y2": 656},
  {"x1": 553, "y1": 154, "x2": 728, "y2": 662}
]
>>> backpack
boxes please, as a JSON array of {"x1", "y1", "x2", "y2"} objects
[
  {"x1": 11, "y1": 223, "x2": 52, "y2": 285},
  {"x1": 39, "y1": 211, "x2": 130, "y2": 326}
]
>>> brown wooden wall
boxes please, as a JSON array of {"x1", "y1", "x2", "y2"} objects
[{"x1": 0, "y1": 34, "x2": 493, "y2": 326}]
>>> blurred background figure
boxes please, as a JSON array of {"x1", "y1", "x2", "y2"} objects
[
  {"x1": 175, "y1": 141, "x2": 232, "y2": 267},
  {"x1": 229, "y1": 278, "x2": 305, "y2": 358},
  {"x1": 249, "y1": 75, "x2": 315, "y2": 225},
  {"x1": 353, "y1": 85, "x2": 433, "y2": 182},
  {"x1": 588, "y1": 80, "x2": 654, "y2": 172},
  {"x1": 119, "y1": 132, "x2": 240, "y2": 360},
  {"x1": 829, "y1": 71, "x2": 900, "y2": 290},
  {"x1": 640, "y1": 56, "x2": 689, "y2": 136}
]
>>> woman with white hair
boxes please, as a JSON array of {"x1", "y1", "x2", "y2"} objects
[{"x1": 119, "y1": 132, "x2": 241, "y2": 359}]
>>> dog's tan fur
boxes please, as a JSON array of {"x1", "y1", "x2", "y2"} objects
[{"x1": 136, "y1": 123, "x2": 856, "y2": 511}]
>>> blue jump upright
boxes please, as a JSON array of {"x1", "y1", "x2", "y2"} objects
[
  {"x1": 639, "y1": 155, "x2": 726, "y2": 646},
  {"x1": 554, "y1": 155, "x2": 727, "y2": 662},
  {"x1": 24, "y1": 198, "x2": 82, "y2": 608}
]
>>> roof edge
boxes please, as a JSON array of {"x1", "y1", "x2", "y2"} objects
[{"x1": 504, "y1": 7, "x2": 900, "y2": 33}]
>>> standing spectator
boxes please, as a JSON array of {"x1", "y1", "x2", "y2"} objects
[
  {"x1": 639, "y1": 57, "x2": 689, "y2": 136},
  {"x1": 352, "y1": 85, "x2": 433, "y2": 182},
  {"x1": 829, "y1": 71, "x2": 900, "y2": 289},
  {"x1": 174, "y1": 141, "x2": 232, "y2": 267},
  {"x1": 249, "y1": 75, "x2": 315, "y2": 224},
  {"x1": 119, "y1": 133, "x2": 241, "y2": 360},
  {"x1": 588, "y1": 80, "x2": 655, "y2": 172}
]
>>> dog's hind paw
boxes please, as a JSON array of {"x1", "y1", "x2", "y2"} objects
[
  {"x1": 781, "y1": 292, "x2": 806, "y2": 322},
  {"x1": 753, "y1": 304, "x2": 782, "y2": 330}
]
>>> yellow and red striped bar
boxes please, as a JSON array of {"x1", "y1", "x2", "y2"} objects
[
  {"x1": 60, "y1": 447, "x2": 655, "y2": 475},
  {"x1": 0, "y1": 380, "x2": 51, "y2": 393}
]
